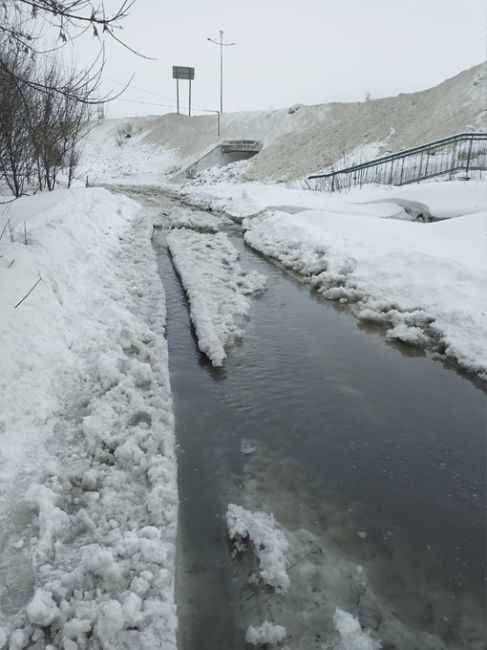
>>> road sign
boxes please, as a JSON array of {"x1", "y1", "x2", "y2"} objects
[
  {"x1": 172, "y1": 66, "x2": 195, "y2": 116},
  {"x1": 172, "y1": 66, "x2": 195, "y2": 81}
]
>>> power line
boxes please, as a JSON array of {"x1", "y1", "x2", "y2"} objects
[
  {"x1": 45, "y1": 53, "x2": 219, "y2": 114},
  {"x1": 101, "y1": 75, "x2": 176, "y2": 102},
  {"x1": 117, "y1": 97, "x2": 218, "y2": 114},
  {"x1": 108, "y1": 79, "x2": 214, "y2": 112}
]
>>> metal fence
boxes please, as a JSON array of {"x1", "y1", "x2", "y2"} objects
[{"x1": 308, "y1": 132, "x2": 487, "y2": 192}]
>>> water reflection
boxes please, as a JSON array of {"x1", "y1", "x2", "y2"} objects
[{"x1": 152, "y1": 197, "x2": 485, "y2": 650}]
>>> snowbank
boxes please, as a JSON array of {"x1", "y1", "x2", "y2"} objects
[
  {"x1": 172, "y1": 178, "x2": 409, "y2": 222},
  {"x1": 226, "y1": 504, "x2": 289, "y2": 593},
  {"x1": 0, "y1": 188, "x2": 177, "y2": 648},
  {"x1": 166, "y1": 230, "x2": 266, "y2": 366},
  {"x1": 81, "y1": 63, "x2": 485, "y2": 185},
  {"x1": 80, "y1": 121, "x2": 180, "y2": 186},
  {"x1": 342, "y1": 180, "x2": 487, "y2": 220},
  {"x1": 243, "y1": 205, "x2": 487, "y2": 377}
]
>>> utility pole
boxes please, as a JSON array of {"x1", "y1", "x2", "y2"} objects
[{"x1": 207, "y1": 30, "x2": 235, "y2": 115}]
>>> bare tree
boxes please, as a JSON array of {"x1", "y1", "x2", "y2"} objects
[
  {"x1": 0, "y1": 40, "x2": 37, "y2": 196},
  {"x1": 0, "y1": 31, "x2": 92, "y2": 195},
  {"x1": 0, "y1": 1, "x2": 143, "y2": 197},
  {"x1": 1, "y1": 1, "x2": 136, "y2": 53},
  {"x1": 0, "y1": 1, "x2": 141, "y2": 103}
]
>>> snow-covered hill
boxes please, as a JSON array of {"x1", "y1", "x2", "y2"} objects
[{"x1": 82, "y1": 62, "x2": 486, "y2": 184}]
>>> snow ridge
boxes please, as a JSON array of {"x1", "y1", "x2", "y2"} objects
[
  {"x1": 0, "y1": 190, "x2": 178, "y2": 649},
  {"x1": 167, "y1": 229, "x2": 266, "y2": 366}
]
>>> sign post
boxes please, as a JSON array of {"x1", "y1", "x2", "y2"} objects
[{"x1": 172, "y1": 66, "x2": 195, "y2": 116}]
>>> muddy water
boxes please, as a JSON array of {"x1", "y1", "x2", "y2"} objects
[{"x1": 152, "y1": 198, "x2": 485, "y2": 650}]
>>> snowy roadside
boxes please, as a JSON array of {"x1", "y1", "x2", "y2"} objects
[
  {"x1": 0, "y1": 188, "x2": 178, "y2": 649},
  {"x1": 243, "y1": 207, "x2": 487, "y2": 378},
  {"x1": 163, "y1": 177, "x2": 487, "y2": 223},
  {"x1": 166, "y1": 229, "x2": 266, "y2": 366},
  {"x1": 163, "y1": 177, "x2": 409, "y2": 222}
]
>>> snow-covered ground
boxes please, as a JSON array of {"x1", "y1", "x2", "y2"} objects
[
  {"x1": 76, "y1": 61, "x2": 487, "y2": 383},
  {"x1": 1, "y1": 58, "x2": 485, "y2": 649},
  {"x1": 163, "y1": 177, "x2": 486, "y2": 379},
  {"x1": 166, "y1": 230, "x2": 266, "y2": 366},
  {"x1": 0, "y1": 188, "x2": 177, "y2": 648}
]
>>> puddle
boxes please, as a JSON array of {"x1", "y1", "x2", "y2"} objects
[{"x1": 149, "y1": 193, "x2": 485, "y2": 649}]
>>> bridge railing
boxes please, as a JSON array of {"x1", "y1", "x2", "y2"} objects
[{"x1": 308, "y1": 132, "x2": 487, "y2": 192}]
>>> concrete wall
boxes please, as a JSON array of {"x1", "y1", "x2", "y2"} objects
[{"x1": 186, "y1": 145, "x2": 259, "y2": 177}]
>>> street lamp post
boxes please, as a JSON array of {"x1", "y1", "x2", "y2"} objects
[{"x1": 207, "y1": 30, "x2": 235, "y2": 115}]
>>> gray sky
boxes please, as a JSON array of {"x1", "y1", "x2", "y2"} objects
[{"x1": 62, "y1": 0, "x2": 486, "y2": 118}]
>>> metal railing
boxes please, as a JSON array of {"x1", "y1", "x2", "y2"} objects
[{"x1": 308, "y1": 132, "x2": 487, "y2": 192}]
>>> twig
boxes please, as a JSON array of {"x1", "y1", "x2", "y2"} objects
[
  {"x1": 0, "y1": 219, "x2": 10, "y2": 242},
  {"x1": 24, "y1": 221, "x2": 27, "y2": 245},
  {"x1": 14, "y1": 275, "x2": 42, "y2": 309}
]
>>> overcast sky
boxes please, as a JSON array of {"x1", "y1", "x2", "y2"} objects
[{"x1": 62, "y1": 0, "x2": 486, "y2": 118}]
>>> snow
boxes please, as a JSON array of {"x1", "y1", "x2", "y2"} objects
[
  {"x1": 333, "y1": 609, "x2": 382, "y2": 650},
  {"x1": 170, "y1": 175, "x2": 487, "y2": 225},
  {"x1": 0, "y1": 188, "x2": 177, "y2": 648},
  {"x1": 1, "y1": 58, "x2": 485, "y2": 649},
  {"x1": 170, "y1": 178, "x2": 410, "y2": 222},
  {"x1": 81, "y1": 63, "x2": 485, "y2": 185},
  {"x1": 163, "y1": 173, "x2": 487, "y2": 378},
  {"x1": 166, "y1": 229, "x2": 266, "y2": 366},
  {"x1": 79, "y1": 121, "x2": 180, "y2": 186},
  {"x1": 226, "y1": 504, "x2": 290, "y2": 592},
  {"x1": 243, "y1": 198, "x2": 487, "y2": 377},
  {"x1": 342, "y1": 180, "x2": 487, "y2": 219},
  {"x1": 156, "y1": 200, "x2": 222, "y2": 232},
  {"x1": 245, "y1": 621, "x2": 287, "y2": 645},
  {"x1": 25, "y1": 590, "x2": 59, "y2": 626}
]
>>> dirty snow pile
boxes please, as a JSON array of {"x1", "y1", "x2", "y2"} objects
[
  {"x1": 187, "y1": 159, "x2": 252, "y2": 186},
  {"x1": 242, "y1": 182, "x2": 487, "y2": 377},
  {"x1": 0, "y1": 188, "x2": 178, "y2": 648},
  {"x1": 226, "y1": 504, "x2": 289, "y2": 593},
  {"x1": 166, "y1": 230, "x2": 266, "y2": 366}
]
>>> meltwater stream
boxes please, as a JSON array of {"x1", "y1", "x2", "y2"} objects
[{"x1": 150, "y1": 196, "x2": 485, "y2": 650}]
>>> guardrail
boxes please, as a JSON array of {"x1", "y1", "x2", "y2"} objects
[{"x1": 308, "y1": 132, "x2": 487, "y2": 192}]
